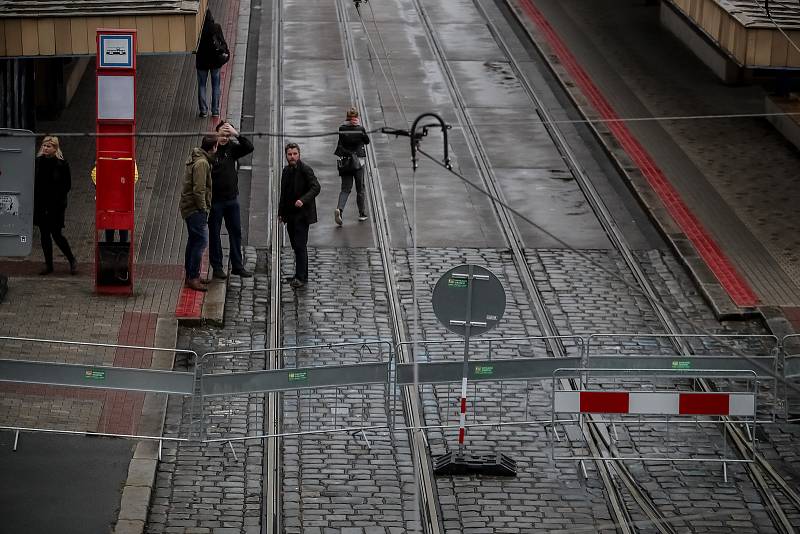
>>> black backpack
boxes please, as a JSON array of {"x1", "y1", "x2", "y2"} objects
[{"x1": 211, "y1": 27, "x2": 229, "y2": 68}]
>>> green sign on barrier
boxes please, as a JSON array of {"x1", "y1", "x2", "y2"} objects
[
  {"x1": 671, "y1": 360, "x2": 692, "y2": 370},
  {"x1": 84, "y1": 369, "x2": 106, "y2": 380},
  {"x1": 288, "y1": 370, "x2": 308, "y2": 383}
]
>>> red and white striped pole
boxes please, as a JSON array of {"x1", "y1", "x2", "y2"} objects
[{"x1": 458, "y1": 376, "x2": 468, "y2": 452}]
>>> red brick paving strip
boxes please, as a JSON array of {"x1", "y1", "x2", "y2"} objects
[
  {"x1": 517, "y1": 0, "x2": 760, "y2": 308},
  {"x1": 97, "y1": 311, "x2": 157, "y2": 435}
]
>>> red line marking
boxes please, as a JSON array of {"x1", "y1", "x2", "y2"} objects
[
  {"x1": 460, "y1": 397, "x2": 467, "y2": 413},
  {"x1": 458, "y1": 427, "x2": 465, "y2": 444},
  {"x1": 175, "y1": 253, "x2": 209, "y2": 318},
  {"x1": 580, "y1": 391, "x2": 629, "y2": 414},
  {"x1": 679, "y1": 393, "x2": 729, "y2": 415},
  {"x1": 517, "y1": 0, "x2": 759, "y2": 307}
]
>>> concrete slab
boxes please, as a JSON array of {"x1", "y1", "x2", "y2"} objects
[{"x1": 434, "y1": 24, "x2": 506, "y2": 61}]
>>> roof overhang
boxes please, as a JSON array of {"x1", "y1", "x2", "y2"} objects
[
  {"x1": 0, "y1": 0, "x2": 208, "y2": 57},
  {"x1": 666, "y1": 0, "x2": 800, "y2": 69}
]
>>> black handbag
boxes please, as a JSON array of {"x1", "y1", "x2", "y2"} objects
[{"x1": 337, "y1": 154, "x2": 362, "y2": 176}]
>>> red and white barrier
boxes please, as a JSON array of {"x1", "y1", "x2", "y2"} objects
[{"x1": 554, "y1": 390, "x2": 755, "y2": 417}]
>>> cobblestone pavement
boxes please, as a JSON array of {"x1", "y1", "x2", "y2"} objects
[
  {"x1": 280, "y1": 248, "x2": 422, "y2": 534},
  {"x1": 146, "y1": 245, "x2": 800, "y2": 533},
  {"x1": 394, "y1": 247, "x2": 795, "y2": 532},
  {"x1": 146, "y1": 249, "x2": 264, "y2": 534}
]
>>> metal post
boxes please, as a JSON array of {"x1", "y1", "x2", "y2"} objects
[
  {"x1": 13, "y1": 430, "x2": 19, "y2": 451},
  {"x1": 457, "y1": 265, "x2": 475, "y2": 458}
]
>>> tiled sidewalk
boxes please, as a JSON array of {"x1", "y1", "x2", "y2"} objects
[{"x1": 0, "y1": 0, "x2": 238, "y2": 443}]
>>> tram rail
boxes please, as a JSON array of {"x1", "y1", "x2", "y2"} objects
[
  {"x1": 263, "y1": 0, "x2": 285, "y2": 528},
  {"x1": 493, "y1": 0, "x2": 800, "y2": 530},
  {"x1": 336, "y1": 0, "x2": 444, "y2": 531},
  {"x1": 259, "y1": 0, "x2": 800, "y2": 531},
  {"x1": 401, "y1": 0, "x2": 675, "y2": 530}
]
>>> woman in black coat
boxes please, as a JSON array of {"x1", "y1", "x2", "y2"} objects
[
  {"x1": 34, "y1": 136, "x2": 77, "y2": 275},
  {"x1": 333, "y1": 107, "x2": 370, "y2": 226}
]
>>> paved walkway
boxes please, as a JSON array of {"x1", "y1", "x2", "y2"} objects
[
  {"x1": 0, "y1": 0, "x2": 246, "y2": 531},
  {"x1": 511, "y1": 0, "x2": 800, "y2": 322}
]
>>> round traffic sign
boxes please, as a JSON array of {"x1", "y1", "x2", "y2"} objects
[{"x1": 432, "y1": 264, "x2": 506, "y2": 337}]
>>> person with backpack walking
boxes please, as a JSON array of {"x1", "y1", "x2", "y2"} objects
[
  {"x1": 333, "y1": 107, "x2": 370, "y2": 226},
  {"x1": 195, "y1": 9, "x2": 229, "y2": 118}
]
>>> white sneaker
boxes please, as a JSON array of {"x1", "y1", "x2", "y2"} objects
[
  {"x1": 358, "y1": 214, "x2": 368, "y2": 221},
  {"x1": 334, "y1": 209, "x2": 343, "y2": 226}
]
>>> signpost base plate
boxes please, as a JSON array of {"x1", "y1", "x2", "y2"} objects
[{"x1": 433, "y1": 452, "x2": 517, "y2": 477}]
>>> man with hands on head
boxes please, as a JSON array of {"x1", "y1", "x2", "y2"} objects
[{"x1": 209, "y1": 120, "x2": 254, "y2": 279}]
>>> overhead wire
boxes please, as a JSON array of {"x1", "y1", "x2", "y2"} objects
[
  {"x1": 0, "y1": 127, "x2": 386, "y2": 139},
  {"x1": 415, "y1": 146, "x2": 800, "y2": 396},
  {"x1": 7, "y1": 110, "x2": 800, "y2": 139}
]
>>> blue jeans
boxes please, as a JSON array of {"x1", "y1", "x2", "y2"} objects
[
  {"x1": 209, "y1": 198, "x2": 243, "y2": 271},
  {"x1": 184, "y1": 211, "x2": 208, "y2": 280},
  {"x1": 197, "y1": 68, "x2": 221, "y2": 115}
]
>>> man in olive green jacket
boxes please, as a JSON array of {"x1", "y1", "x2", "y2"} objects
[{"x1": 180, "y1": 135, "x2": 217, "y2": 291}]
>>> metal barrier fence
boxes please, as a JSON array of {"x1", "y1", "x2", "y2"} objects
[
  {"x1": 550, "y1": 367, "x2": 758, "y2": 476},
  {"x1": 782, "y1": 334, "x2": 800, "y2": 421},
  {"x1": 586, "y1": 333, "x2": 780, "y2": 420},
  {"x1": 3, "y1": 333, "x2": 800, "y2": 458},
  {"x1": 0, "y1": 335, "x2": 198, "y2": 454},
  {"x1": 196, "y1": 341, "x2": 394, "y2": 455},
  {"x1": 394, "y1": 336, "x2": 585, "y2": 434}
]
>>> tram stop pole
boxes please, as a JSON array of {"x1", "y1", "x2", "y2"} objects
[
  {"x1": 95, "y1": 29, "x2": 137, "y2": 295},
  {"x1": 431, "y1": 264, "x2": 516, "y2": 476}
]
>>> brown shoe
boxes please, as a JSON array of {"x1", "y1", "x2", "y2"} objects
[{"x1": 184, "y1": 278, "x2": 208, "y2": 292}]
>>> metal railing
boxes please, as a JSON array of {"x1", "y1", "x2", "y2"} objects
[
  {"x1": 4, "y1": 333, "x2": 800, "y2": 459},
  {"x1": 195, "y1": 341, "x2": 394, "y2": 456},
  {"x1": 0, "y1": 335, "x2": 198, "y2": 454},
  {"x1": 550, "y1": 367, "x2": 759, "y2": 477},
  {"x1": 586, "y1": 333, "x2": 780, "y2": 420}
]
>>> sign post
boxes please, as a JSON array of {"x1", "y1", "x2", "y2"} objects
[
  {"x1": 95, "y1": 29, "x2": 137, "y2": 295},
  {"x1": 430, "y1": 264, "x2": 516, "y2": 476}
]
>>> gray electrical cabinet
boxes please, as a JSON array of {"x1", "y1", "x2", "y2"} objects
[{"x1": 0, "y1": 129, "x2": 35, "y2": 257}]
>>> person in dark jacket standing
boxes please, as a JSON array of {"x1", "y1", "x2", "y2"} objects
[
  {"x1": 333, "y1": 107, "x2": 370, "y2": 226},
  {"x1": 195, "y1": 9, "x2": 229, "y2": 118},
  {"x1": 209, "y1": 120, "x2": 253, "y2": 279},
  {"x1": 278, "y1": 143, "x2": 320, "y2": 289},
  {"x1": 180, "y1": 135, "x2": 217, "y2": 291},
  {"x1": 34, "y1": 136, "x2": 77, "y2": 275}
]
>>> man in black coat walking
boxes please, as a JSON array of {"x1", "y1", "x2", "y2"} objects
[
  {"x1": 277, "y1": 143, "x2": 320, "y2": 289},
  {"x1": 209, "y1": 120, "x2": 253, "y2": 279}
]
